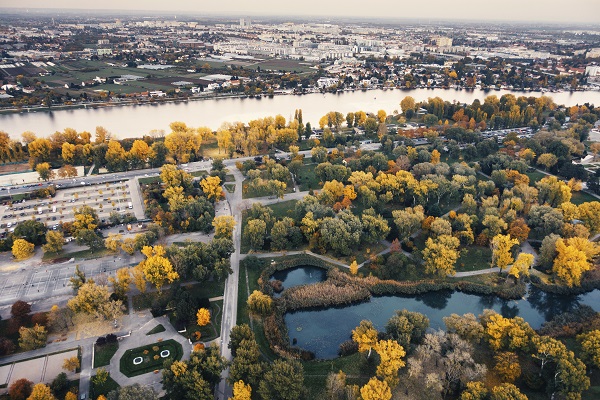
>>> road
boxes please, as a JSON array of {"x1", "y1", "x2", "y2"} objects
[{"x1": 216, "y1": 167, "x2": 244, "y2": 400}]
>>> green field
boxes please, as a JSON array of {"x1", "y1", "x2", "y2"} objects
[
  {"x1": 93, "y1": 342, "x2": 119, "y2": 368},
  {"x1": 296, "y1": 163, "x2": 320, "y2": 191},
  {"x1": 119, "y1": 339, "x2": 183, "y2": 377},
  {"x1": 456, "y1": 246, "x2": 492, "y2": 272}
]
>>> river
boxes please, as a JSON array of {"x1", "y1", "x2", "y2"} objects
[
  {"x1": 273, "y1": 266, "x2": 600, "y2": 359},
  {"x1": 2, "y1": 88, "x2": 600, "y2": 140}
]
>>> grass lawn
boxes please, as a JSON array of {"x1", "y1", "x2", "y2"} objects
[
  {"x1": 236, "y1": 264, "x2": 279, "y2": 361},
  {"x1": 572, "y1": 190, "x2": 598, "y2": 205},
  {"x1": 182, "y1": 300, "x2": 223, "y2": 342},
  {"x1": 268, "y1": 199, "x2": 298, "y2": 219},
  {"x1": 321, "y1": 241, "x2": 386, "y2": 266},
  {"x1": 296, "y1": 162, "x2": 321, "y2": 191},
  {"x1": 191, "y1": 170, "x2": 207, "y2": 178},
  {"x1": 146, "y1": 324, "x2": 166, "y2": 335},
  {"x1": 224, "y1": 183, "x2": 235, "y2": 193},
  {"x1": 93, "y1": 342, "x2": 119, "y2": 368},
  {"x1": 302, "y1": 353, "x2": 373, "y2": 398},
  {"x1": 138, "y1": 176, "x2": 161, "y2": 185},
  {"x1": 456, "y1": 246, "x2": 492, "y2": 272},
  {"x1": 525, "y1": 171, "x2": 547, "y2": 183},
  {"x1": 236, "y1": 265, "x2": 251, "y2": 327},
  {"x1": 119, "y1": 339, "x2": 183, "y2": 377},
  {"x1": 90, "y1": 375, "x2": 119, "y2": 398}
]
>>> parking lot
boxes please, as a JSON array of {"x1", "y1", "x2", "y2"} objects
[
  {"x1": 0, "y1": 180, "x2": 138, "y2": 235},
  {"x1": 0, "y1": 253, "x2": 141, "y2": 305}
]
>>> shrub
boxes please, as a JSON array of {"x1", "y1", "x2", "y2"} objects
[
  {"x1": 106, "y1": 334, "x2": 117, "y2": 343},
  {"x1": 338, "y1": 340, "x2": 359, "y2": 356},
  {"x1": 152, "y1": 346, "x2": 159, "y2": 352},
  {"x1": 96, "y1": 337, "x2": 106, "y2": 347}
]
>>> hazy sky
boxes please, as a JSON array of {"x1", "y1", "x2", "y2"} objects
[{"x1": 2, "y1": 0, "x2": 600, "y2": 23}]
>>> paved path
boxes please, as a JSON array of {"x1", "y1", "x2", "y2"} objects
[
  {"x1": 453, "y1": 267, "x2": 500, "y2": 277},
  {"x1": 216, "y1": 167, "x2": 244, "y2": 400},
  {"x1": 244, "y1": 250, "x2": 350, "y2": 269}
]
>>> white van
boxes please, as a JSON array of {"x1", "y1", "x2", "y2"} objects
[{"x1": 128, "y1": 202, "x2": 133, "y2": 209}]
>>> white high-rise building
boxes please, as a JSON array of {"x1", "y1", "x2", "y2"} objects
[{"x1": 240, "y1": 18, "x2": 251, "y2": 28}]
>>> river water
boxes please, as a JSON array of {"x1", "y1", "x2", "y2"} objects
[
  {"x1": 2, "y1": 88, "x2": 600, "y2": 140},
  {"x1": 275, "y1": 266, "x2": 600, "y2": 359}
]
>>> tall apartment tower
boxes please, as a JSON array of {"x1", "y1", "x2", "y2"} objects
[{"x1": 240, "y1": 18, "x2": 251, "y2": 28}]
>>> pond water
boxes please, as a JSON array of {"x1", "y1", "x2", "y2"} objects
[
  {"x1": 270, "y1": 265, "x2": 327, "y2": 297},
  {"x1": 276, "y1": 267, "x2": 600, "y2": 359}
]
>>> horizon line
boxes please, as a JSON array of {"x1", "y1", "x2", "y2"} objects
[{"x1": 1, "y1": 7, "x2": 598, "y2": 26}]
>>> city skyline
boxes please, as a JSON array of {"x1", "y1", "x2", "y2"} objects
[{"x1": 2, "y1": 0, "x2": 600, "y2": 24}]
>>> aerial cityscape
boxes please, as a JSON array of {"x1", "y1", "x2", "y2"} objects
[{"x1": 0, "y1": 2, "x2": 600, "y2": 400}]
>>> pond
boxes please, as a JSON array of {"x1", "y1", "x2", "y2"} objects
[
  {"x1": 277, "y1": 267, "x2": 600, "y2": 359},
  {"x1": 270, "y1": 265, "x2": 327, "y2": 297}
]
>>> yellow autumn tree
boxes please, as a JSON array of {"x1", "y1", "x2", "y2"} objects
[
  {"x1": 12, "y1": 238, "x2": 34, "y2": 260},
  {"x1": 430, "y1": 149, "x2": 441, "y2": 164},
  {"x1": 491, "y1": 234, "x2": 519, "y2": 271},
  {"x1": 108, "y1": 268, "x2": 132, "y2": 299},
  {"x1": 349, "y1": 260, "x2": 358, "y2": 275},
  {"x1": 552, "y1": 238, "x2": 597, "y2": 287},
  {"x1": 360, "y1": 377, "x2": 392, "y2": 400},
  {"x1": 62, "y1": 356, "x2": 80, "y2": 372},
  {"x1": 230, "y1": 380, "x2": 252, "y2": 400},
  {"x1": 65, "y1": 392, "x2": 77, "y2": 400},
  {"x1": 196, "y1": 308, "x2": 211, "y2": 326},
  {"x1": 508, "y1": 253, "x2": 534, "y2": 280},
  {"x1": 164, "y1": 122, "x2": 202, "y2": 164},
  {"x1": 247, "y1": 290, "x2": 273, "y2": 316},
  {"x1": 352, "y1": 320, "x2": 378, "y2": 358},
  {"x1": 577, "y1": 330, "x2": 600, "y2": 369},
  {"x1": 200, "y1": 175, "x2": 223, "y2": 201},
  {"x1": 131, "y1": 265, "x2": 146, "y2": 293},
  {"x1": 212, "y1": 215, "x2": 236, "y2": 239},
  {"x1": 104, "y1": 233, "x2": 122, "y2": 253},
  {"x1": 140, "y1": 246, "x2": 179, "y2": 293},
  {"x1": 374, "y1": 339, "x2": 406, "y2": 387},
  {"x1": 27, "y1": 383, "x2": 56, "y2": 400},
  {"x1": 422, "y1": 234, "x2": 460, "y2": 277}
]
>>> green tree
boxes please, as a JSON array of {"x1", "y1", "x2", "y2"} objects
[
  {"x1": 43, "y1": 230, "x2": 64, "y2": 254},
  {"x1": 258, "y1": 359, "x2": 304, "y2": 400},
  {"x1": 69, "y1": 265, "x2": 86, "y2": 293},
  {"x1": 106, "y1": 384, "x2": 159, "y2": 400},
  {"x1": 244, "y1": 219, "x2": 267, "y2": 250},
  {"x1": 162, "y1": 346, "x2": 226, "y2": 400},
  {"x1": 93, "y1": 368, "x2": 109, "y2": 386},
  {"x1": 14, "y1": 220, "x2": 47, "y2": 246}
]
